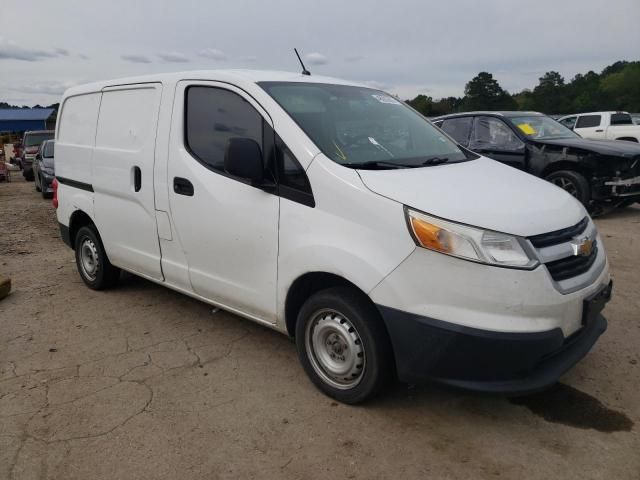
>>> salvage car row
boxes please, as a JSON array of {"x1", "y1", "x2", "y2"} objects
[
  {"x1": 8, "y1": 130, "x2": 56, "y2": 197},
  {"x1": 432, "y1": 111, "x2": 640, "y2": 211}
]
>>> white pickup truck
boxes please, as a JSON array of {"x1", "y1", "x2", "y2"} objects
[{"x1": 558, "y1": 111, "x2": 640, "y2": 142}]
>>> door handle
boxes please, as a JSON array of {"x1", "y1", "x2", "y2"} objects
[
  {"x1": 595, "y1": 129, "x2": 604, "y2": 132},
  {"x1": 173, "y1": 177, "x2": 194, "y2": 196},
  {"x1": 133, "y1": 166, "x2": 142, "y2": 192}
]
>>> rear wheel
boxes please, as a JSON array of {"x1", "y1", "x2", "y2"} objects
[
  {"x1": 74, "y1": 225, "x2": 120, "y2": 290},
  {"x1": 295, "y1": 287, "x2": 393, "y2": 404},
  {"x1": 546, "y1": 170, "x2": 591, "y2": 206}
]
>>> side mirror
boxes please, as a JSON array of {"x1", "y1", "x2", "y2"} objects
[
  {"x1": 36, "y1": 153, "x2": 42, "y2": 160},
  {"x1": 224, "y1": 138, "x2": 264, "y2": 184}
]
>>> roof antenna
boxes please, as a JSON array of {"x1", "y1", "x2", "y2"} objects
[{"x1": 294, "y1": 48, "x2": 311, "y2": 76}]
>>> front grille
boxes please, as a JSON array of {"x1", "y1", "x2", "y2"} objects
[
  {"x1": 544, "y1": 241, "x2": 598, "y2": 281},
  {"x1": 529, "y1": 217, "x2": 589, "y2": 248}
]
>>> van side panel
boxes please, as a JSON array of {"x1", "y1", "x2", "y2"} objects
[
  {"x1": 276, "y1": 156, "x2": 416, "y2": 326},
  {"x1": 55, "y1": 92, "x2": 102, "y2": 227},
  {"x1": 92, "y1": 84, "x2": 164, "y2": 281}
]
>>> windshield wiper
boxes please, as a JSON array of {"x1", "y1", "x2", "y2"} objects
[
  {"x1": 421, "y1": 157, "x2": 450, "y2": 166},
  {"x1": 343, "y1": 161, "x2": 418, "y2": 170}
]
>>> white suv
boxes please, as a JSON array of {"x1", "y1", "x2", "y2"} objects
[{"x1": 53, "y1": 71, "x2": 612, "y2": 403}]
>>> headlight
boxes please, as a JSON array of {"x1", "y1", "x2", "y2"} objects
[{"x1": 405, "y1": 208, "x2": 538, "y2": 269}]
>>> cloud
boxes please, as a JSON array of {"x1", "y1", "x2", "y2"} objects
[
  {"x1": 345, "y1": 55, "x2": 363, "y2": 63},
  {"x1": 121, "y1": 54, "x2": 152, "y2": 64},
  {"x1": 10, "y1": 80, "x2": 77, "y2": 96},
  {"x1": 158, "y1": 51, "x2": 189, "y2": 63},
  {"x1": 78, "y1": 53, "x2": 89, "y2": 60},
  {"x1": 0, "y1": 38, "x2": 70, "y2": 62},
  {"x1": 198, "y1": 48, "x2": 227, "y2": 61},
  {"x1": 360, "y1": 80, "x2": 389, "y2": 90},
  {"x1": 305, "y1": 52, "x2": 328, "y2": 65}
]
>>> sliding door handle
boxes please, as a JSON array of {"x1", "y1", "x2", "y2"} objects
[
  {"x1": 133, "y1": 166, "x2": 142, "y2": 192},
  {"x1": 173, "y1": 177, "x2": 194, "y2": 196}
]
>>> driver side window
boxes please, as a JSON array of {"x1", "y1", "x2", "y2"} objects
[{"x1": 469, "y1": 116, "x2": 523, "y2": 151}]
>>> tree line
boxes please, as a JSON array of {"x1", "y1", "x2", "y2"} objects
[
  {"x1": 406, "y1": 60, "x2": 640, "y2": 116},
  {"x1": 0, "y1": 102, "x2": 60, "y2": 110}
]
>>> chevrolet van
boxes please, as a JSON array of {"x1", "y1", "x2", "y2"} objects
[{"x1": 54, "y1": 71, "x2": 612, "y2": 403}]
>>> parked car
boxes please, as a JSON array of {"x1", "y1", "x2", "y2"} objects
[
  {"x1": 21, "y1": 130, "x2": 54, "y2": 180},
  {"x1": 558, "y1": 112, "x2": 640, "y2": 143},
  {"x1": 54, "y1": 72, "x2": 612, "y2": 403},
  {"x1": 33, "y1": 139, "x2": 55, "y2": 198},
  {"x1": 432, "y1": 112, "x2": 640, "y2": 208}
]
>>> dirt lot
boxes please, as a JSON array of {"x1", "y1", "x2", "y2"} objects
[{"x1": 1, "y1": 176, "x2": 639, "y2": 480}]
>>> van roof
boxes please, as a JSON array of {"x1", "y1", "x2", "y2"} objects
[{"x1": 62, "y1": 70, "x2": 370, "y2": 97}]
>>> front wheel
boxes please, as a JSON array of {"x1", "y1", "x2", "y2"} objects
[
  {"x1": 35, "y1": 173, "x2": 42, "y2": 192},
  {"x1": 295, "y1": 287, "x2": 394, "y2": 404},
  {"x1": 74, "y1": 225, "x2": 121, "y2": 290},
  {"x1": 545, "y1": 170, "x2": 591, "y2": 206}
]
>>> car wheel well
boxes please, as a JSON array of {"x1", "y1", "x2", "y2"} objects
[
  {"x1": 285, "y1": 272, "x2": 370, "y2": 338},
  {"x1": 542, "y1": 161, "x2": 592, "y2": 179},
  {"x1": 615, "y1": 137, "x2": 638, "y2": 143},
  {"x1": 68, "y1": 211, "x2": 95, "y2": 250}
]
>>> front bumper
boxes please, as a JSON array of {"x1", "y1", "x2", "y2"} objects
[
  {"x1": 369, "y1": 246, "x2": 612, "y2": 394},
  {"x1": 598, "y1": 175, "x2": 640, "y2": 199},
  {"x1": 377, "y1": 280, "x2": 611, "y2": 394}
]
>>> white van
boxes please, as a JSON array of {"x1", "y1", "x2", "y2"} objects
[{"x1": 54, "y1": 71, "x2": 612, "y2": 403}]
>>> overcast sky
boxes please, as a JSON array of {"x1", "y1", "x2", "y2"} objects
[{"x1": 1, "y1": 0, "x2": 639, "y2": 106}]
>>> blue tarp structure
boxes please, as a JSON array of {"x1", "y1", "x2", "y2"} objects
[{"x1": 0, "y1": 108, "x2": 56, "y2": 133}]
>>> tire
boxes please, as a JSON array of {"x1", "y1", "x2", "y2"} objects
[
  {"x1": 35, "y1": 173, "x2": 42, "y2": 192},
  {"x1": 545, "y1": 170, "x2": 591, "y2": 206},
  {"x1": 74, "y1": 225, "x2": 120, "y2": 290},
  {"x1": 295, "y1": 287, "x2": 394, "y2": 404}
]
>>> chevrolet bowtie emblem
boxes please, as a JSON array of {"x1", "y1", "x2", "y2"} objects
[{"x1": 571, "y1": 237, "x2": 593, "y2": 257}]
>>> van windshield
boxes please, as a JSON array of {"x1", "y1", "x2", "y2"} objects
[
  {"x1": 24, "y1": 132, "x2": 54, "y2": 147},
  {"x1": 259, "y1": 82, "x2": 471, "y2": 169}
]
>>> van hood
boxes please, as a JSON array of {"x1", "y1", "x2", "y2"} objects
[
  {"x1": 356, "y1": 157, "x2": 585, "y2": 237},
  {"x1": 534, "y1": 137, "x2": 640, "y2": 157}
]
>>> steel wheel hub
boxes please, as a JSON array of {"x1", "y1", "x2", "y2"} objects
[
  {"x1": 305, "y1": 309, "x2": 365, "y2": 390},
  {"x1": 80, "y1": 238, "x2": 99, "y2": 280}
]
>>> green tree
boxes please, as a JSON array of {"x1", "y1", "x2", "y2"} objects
[
  {"x1": 406, "y1": 94, "x2": 435, "y2": 116},
  {"x1": 462, "y1": 72, "x2": 516, "y2": 111},
  {"x1": 601, "y1": 62, "x2": 640, "y2": 111}
]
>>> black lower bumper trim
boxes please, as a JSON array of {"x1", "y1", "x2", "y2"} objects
[
  {"x1": 377, "y1": 289, "x2": 610, "y2": 394},
  {"x1": 59, "y1": 222, "x2": 72, "y2": 249}
]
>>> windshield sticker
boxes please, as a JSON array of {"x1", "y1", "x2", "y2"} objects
[
  {"x1": 371, "y1": 94, "x2": 401, "y2": 105},
  {"x1": 517, "y1": 123, "x2": 536, "y2": 135}
]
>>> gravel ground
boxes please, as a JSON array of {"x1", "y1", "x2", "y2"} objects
[{"x1": 1, "y1": 176, "x2": 639, "y2": 479}]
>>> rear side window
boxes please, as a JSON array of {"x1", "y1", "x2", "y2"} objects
[
  {"x1": 610, "y1": 113, "x2": 633, "y2": 126},
  {"x1": 185, "y1": 86, "x2": 262, "y2": 172},
  {"x1": 58, "y1": 93, "x2": 101, "y2": 145},
  {"x1": 575, "y1": 115, "x2": 601, "y2": 128},
  {"x1": 440, "y1": 117, "x2": 473, "y2": 146}
]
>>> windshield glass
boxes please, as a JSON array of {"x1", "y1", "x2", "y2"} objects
[
  {"x1": 259, "y1": 82, "x2": 470, "y2": 168},
  {"x1": 24, "y1": 132, "x2": 54, "y2": 147},
  {"x1": 509, "y1": 116, "x2": 578, "y2": 140},
  {"x1": 43, "y1": 141, "x2": 55, "y2": 157}
]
